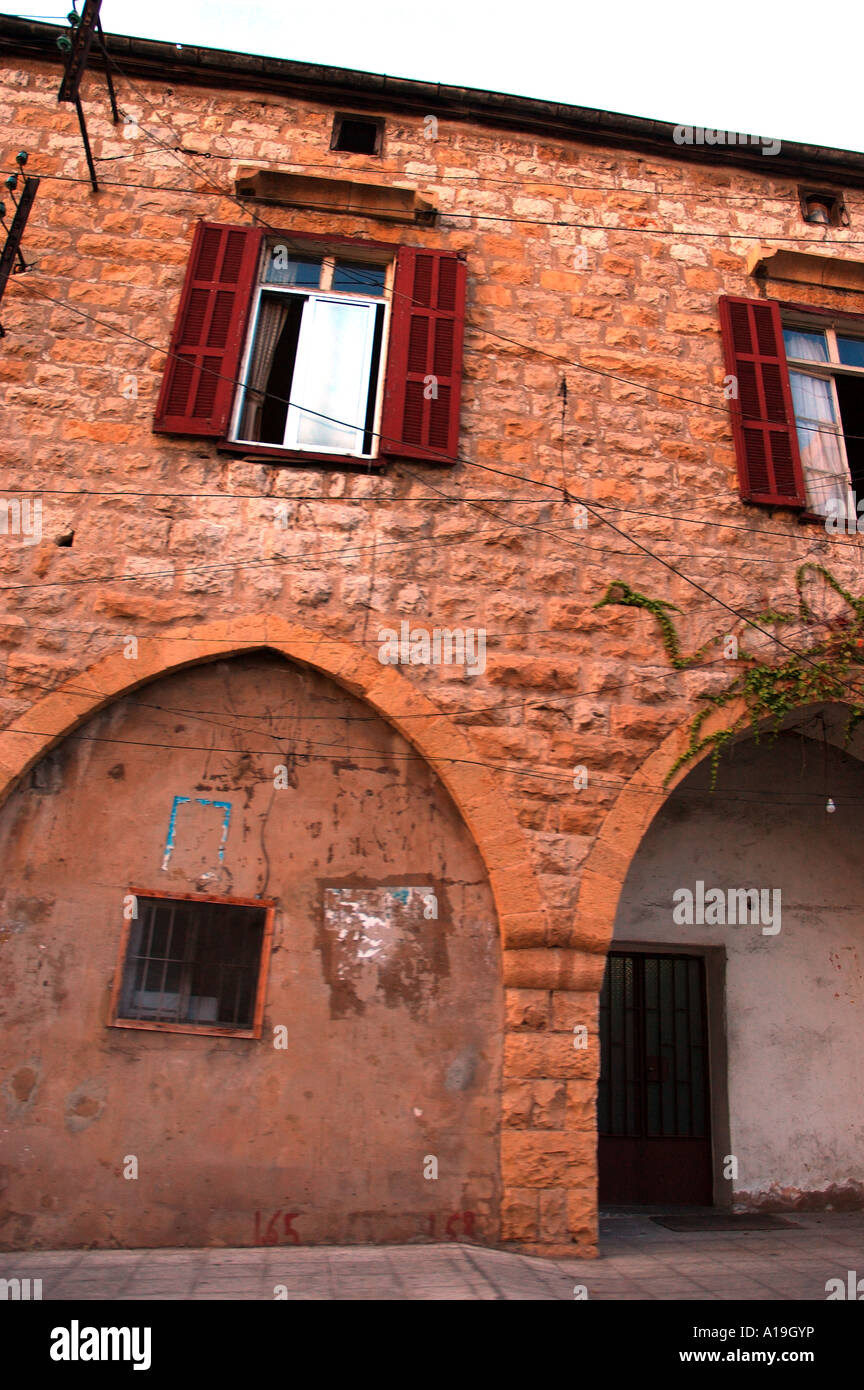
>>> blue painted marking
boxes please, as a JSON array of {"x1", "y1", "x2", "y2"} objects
[
  {"x1": 161, "y1": 795, "x2": 191, "y2": 870},
  {"x1": 161, "y1": 796, "x2": 232, "y2": 870},
  {"x1": 390, "y1": 887, "x2": 410, "y2": 904}
]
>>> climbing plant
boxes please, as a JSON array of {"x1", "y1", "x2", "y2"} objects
[{"x1": 594, "y1": 564, "x2": 864, "y2": 787}]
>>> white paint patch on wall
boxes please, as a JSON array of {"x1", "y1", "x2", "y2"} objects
[{"x1": 323, "y1": 886, "x2": 438, "y2": 1005}]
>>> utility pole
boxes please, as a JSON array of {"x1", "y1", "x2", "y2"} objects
[
  {"x1": 0, "y1": 153, "x2": 39, "y2": 339},
  {"x1": 57, "y1": 0, "x2": 119, "y2": 193}
]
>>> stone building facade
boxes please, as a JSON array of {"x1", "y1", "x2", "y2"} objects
[{"x1": 1, "y1": 16, "x2": 864, "y2": 1255}]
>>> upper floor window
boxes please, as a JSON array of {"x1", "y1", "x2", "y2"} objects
[
  {"x1": 719, "y1": 294, "x2": 864, "y2": 517},
  {"x1": 782, "y1": 322, "x2": 864, "y2": 517},
  {"x1": 153, "y1": 222, "x2": 466, "y2": 467},
  {"x1": 230, "y1": 245, "x2": 390, "y2": 458}
]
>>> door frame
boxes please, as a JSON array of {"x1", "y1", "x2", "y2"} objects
[{"x1": 603, "y1": 942, "x2": 733, "y2": 1209}]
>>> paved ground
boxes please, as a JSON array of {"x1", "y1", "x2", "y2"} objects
[{"x1": 2, "y1": 1212, "x2": 861, "y2": 1300}]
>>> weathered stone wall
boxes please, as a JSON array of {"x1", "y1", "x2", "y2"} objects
[{"x1": 2, "y1": 49, "x2": 864, "y2": 1252}]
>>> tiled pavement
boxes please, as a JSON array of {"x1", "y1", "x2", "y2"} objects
[{"x1": 2, "y1": 1212, "x2": 861, "y2": 1300}]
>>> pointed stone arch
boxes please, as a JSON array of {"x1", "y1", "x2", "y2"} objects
[
  {"x1": 572, "y1": 695, "x2": 755, "y2": 962},
  {"x1": 579, "y1": 697, "x2": 864, "y2": 1215},
  {"x1": 0, "y1": 615, "x2": 544, "y2": 953},
  {"x1": 0, "y1": 617, "x2": 565, "y2": 1250}
]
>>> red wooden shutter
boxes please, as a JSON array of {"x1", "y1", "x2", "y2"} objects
[
  {"x1": 380, "y1": 247, "x2": 466, "y2": 462},
  {"x1": 718, "y1": 295, "x2": 806, "y2": 507},
  {"x1": 154, "y1": 222, "x2": 263, "y2": 436}
]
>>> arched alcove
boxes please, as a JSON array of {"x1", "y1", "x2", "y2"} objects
[
  {"x1": 598, "y1": 707, "x2": 864, "y2": 1210},
  {"x1": 0, "y1": 646, "x2": 508, "y2": 1248}
]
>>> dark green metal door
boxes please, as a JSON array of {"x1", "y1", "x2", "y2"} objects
[{"x1": 598, "y1": 952, "x2": 713, "y2": 1204}]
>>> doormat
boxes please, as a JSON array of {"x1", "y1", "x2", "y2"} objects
[{"x1": 651, "y1": 1214, "x2": 798, "y2": 1232}]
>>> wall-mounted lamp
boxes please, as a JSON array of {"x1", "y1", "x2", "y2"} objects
[
  {"x1": 804, "y1": 196, "x2": 832, "y2": 225},
  {"x1": 799, "y1": 187, "x2": 849, "y2": 228}
]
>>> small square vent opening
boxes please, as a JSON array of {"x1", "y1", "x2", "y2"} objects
[{"x1": 331, "y1": 113, "x2": 383, "y2": 156}]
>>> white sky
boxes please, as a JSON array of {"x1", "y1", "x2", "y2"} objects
[{"x1": 8, "y1": 0, "x2": 864, "y2": 155}]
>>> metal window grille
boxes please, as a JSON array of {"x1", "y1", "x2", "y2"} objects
[
  {"x1": 598, "y1": 952, "x2": 709, "y2": 1140},
  {"x1": 117, "y1": 897, "x2": 267, "y2": 1029}
]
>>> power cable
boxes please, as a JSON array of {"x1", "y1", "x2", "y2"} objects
[
  {"x1": 0, "y1": 486, "x2": 857, "y2": 560},
  {"x1": 6, "y1": 60, "x2": 864, "y2": 712},
  {"x1": 5, "y1": 715, "x2": 864, "y2": 808},
  {"x1": 9, "y1": 159, "x2": 864, "y2": 242},
  {"x1": 8, "y1": 276, "x2": 864, "y2": 708}
]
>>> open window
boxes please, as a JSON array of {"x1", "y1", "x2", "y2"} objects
[
  {"x1": 110, "y1": 891, "x2": 275, "y2": 1039},
  {"x1": 230, "y1": 247, "x2": 390, "y2": 457},
  {"x1": 153, "y1": 222, "x2": 467, "y2": 466},
  {"x1": 782, "y1": 318, "x2": 864, "y2": 518},
  {"x1": 719, "y1": 294, "x2": 864, "y2": 517}
]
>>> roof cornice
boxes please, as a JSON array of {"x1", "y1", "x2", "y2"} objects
[{"x1": 4, "y1": 14, "x2": 864, "y2": 187}]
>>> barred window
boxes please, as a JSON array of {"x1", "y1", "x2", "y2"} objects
[{"x1": 111, "y1": 894, "x2": 273, "y2": 1038}]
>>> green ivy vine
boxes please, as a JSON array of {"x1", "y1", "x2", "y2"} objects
[{"x1": 594, "y1": 564, "x2": 864, "y2": 787}]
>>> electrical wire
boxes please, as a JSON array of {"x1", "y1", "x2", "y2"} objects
[
  {"x1": 8, "y1": 275, "x2": 864, "y2": 713},
  {"x1": 9, "y1": 158, "x2": 864, "y2": 244},
  {"x1": 0, "y1": 482, "x2": 856, "y2": 553},
  {"x1": 6, "y1": 712, "x2": 864, "y2": 808},
  {"x1": 53, "y1": 55, "x2": 864, "y2": 441},
  {"x1": 7, "y1": 48, "x2": 864, "y2": 451},
  {"x1": 0, "y1": 645, "x2": 768, "y2": 725},
  {"x1": 6, "y1": 46, "x2": 864, "y2": 722},
  {"x1": 0, "y1": 487, "x2": 857, "y2": 561},
  {"x1": 11, "y1": 11, "x2": 864, "y2": 217},
  {"x1": 12, "y1": 248, "x2": 864, "y2": 458},
  {"x1": 88, "y1": 150, "x2": 864, "y2": 207}
]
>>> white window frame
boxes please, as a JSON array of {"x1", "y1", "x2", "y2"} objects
[
  {"x1": 783, "y1": 316, "x2": 864, "y2": 512},
  {"x1": 284, "y1": 294, "x2": 379, "y2": 455},
  {"x1": 229, "y1": 247, "x2": 394, "y2": 458}
]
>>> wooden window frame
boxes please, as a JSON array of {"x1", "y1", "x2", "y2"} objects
[
  {"x1": 108, "y1": 888, "x2": 276, "y2": 1040},
  {"x1": 219, "y1": 227, "x2": 395, "y2": 466}
]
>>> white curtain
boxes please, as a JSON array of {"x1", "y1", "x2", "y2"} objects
[
  {"x1": 783, "y1": 329, "x2": 828, "y2": 363},
  {"x1": 789, "y1": 370, "x2": 851, "y2": 516},
  {"x1": 238, "y1": 296, "x2": 291, "y2": 441}
]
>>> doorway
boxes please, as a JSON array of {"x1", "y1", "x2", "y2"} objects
[{"x1": 598, "y1": 951, "x2": 713, "y2": 1204}]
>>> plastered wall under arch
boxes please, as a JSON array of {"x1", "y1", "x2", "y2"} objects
[
  {"x1": 612, "y1": 728, "x2": 864, "y2": 1210},
  {"x1": 0, "y1": 649, "x2": 503, "y2": 1249}
]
